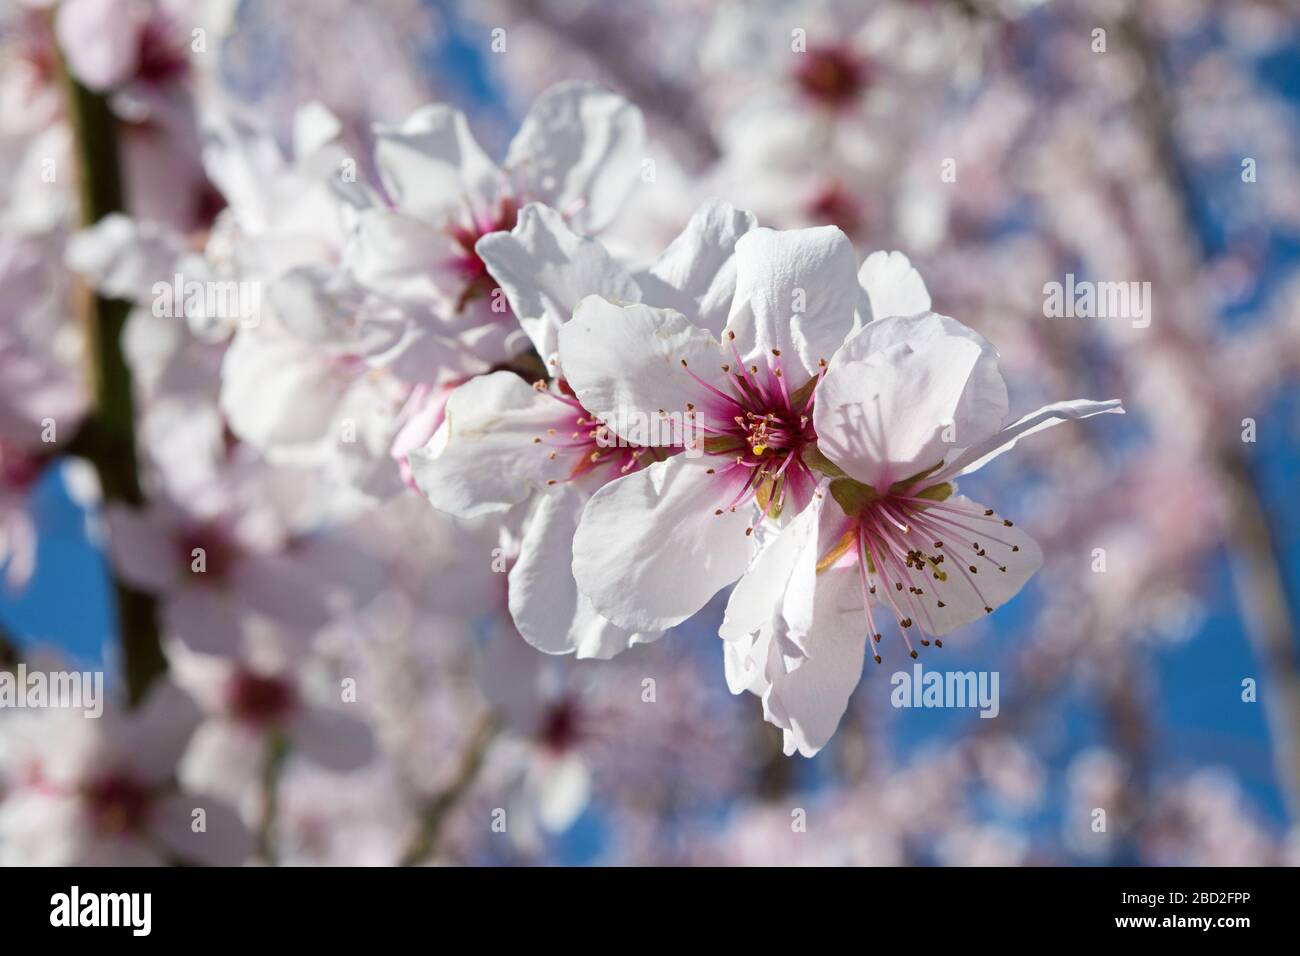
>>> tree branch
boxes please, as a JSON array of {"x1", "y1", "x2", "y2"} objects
[
  {"x1": 401, "y1": 712, "x2": 498, "y2": 866},
  {"x1": 53, "y1": 37, "x2": 165, "y2": 707},
  {"x1": 1118, "y1": 7, "x2": 1300, "y2": 819}
]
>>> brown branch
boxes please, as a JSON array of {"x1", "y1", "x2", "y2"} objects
[
  {"x1": 1117, "y1": 7, "x2": 1300, "y2": 819},
  {"x1": 52, "y1": 31, "x2": 165, "y2": 707},
  {"x1": 400, "y1": 712, "x2": 499, "y2": 866}
]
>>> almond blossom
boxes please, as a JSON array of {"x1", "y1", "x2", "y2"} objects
[
  {"x1": 722, "y1": 311, "x2": 1122, "y2": 756},
  {"x1": 410, "y1": 199, "x2": 756, "y2": 658},
  {"x1": 562, "y1": 230, "x2": 930, "y2": 632},
  {"x1": 349, "y1": 81, "x2": 644, "y2": 341},
  {"x1": 0, "y1": 678, "x2": 252, "y2": 866}
]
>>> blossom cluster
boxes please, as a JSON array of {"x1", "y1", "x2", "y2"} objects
[{"x1": 0, "y1": 0, "x2": 1295, "y2": 867}]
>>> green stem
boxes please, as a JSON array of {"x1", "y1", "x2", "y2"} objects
[
  {"x1": 257, "y1": 733, "x2": 290, "y2": 865},
  {"x1": 401, "y1": 713, "x2": 498, "y2": 866},
  {"x1": 54, "y1": 36, "x2": 165, "y2": 707}
]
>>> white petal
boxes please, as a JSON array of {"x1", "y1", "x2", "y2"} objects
[
  {"x1": 508, "y1": 486, "x2": 660, "y2": 659},
  {"x1": 373, "y1": 105, "x2": 503, "y2": 223},
  {"x1": 816, "y1": 328, "x2": 1005, "y2": 489},
  {"x1": 408, "y1": 372, "x2": 569, "y2": 518},
  {"x1": 833, "y1": 310, "x2": 998, "y2": 370},
  {"x1": 177, "y1": 721, "x2": 263, "y2": 813},
  {"x1": 292, "y1": 101, "x2": 343, "y2": 159},
  {"x1": 346, "y1": 209, "x2": 461, "y2": 311},
  {"x1": 529, "y1": 751, "x2": 591, "y2": 834},
  {"x1": 231, "y1": 554, "x2": 336, "y2": 634},
  {"x1": 720, "y1": 488, "x2": 825, "y2": 658},
  {"x1": 476, "y1": 203, "x2": 640, "y2": 363},
  {"x1": 165, "y1": 586, "x2": 244, "y2": 656},
  {"x1": 762, "y1": 568, "x2": 867, "y2": 758},
  {"x1": 869, "y1": 496, "x2": 1043, "y2": 636},
  {"x1": 151, "y1": 792, "x2": 255, "y2": 866},
  {"x1": 55, "y1": 0, "x2": 144, "y2": 91},
  {"x1": 723, "y1": 629, "x2": 771, "y2": 697},
  {"x1": 507, "y1": 82, "x2": 645, "y2": 234},
  {"x1": 219, "y1": 328, "x2": 353, "y2": 456},
  {"x1": 934, "y1": 399, "x2": 1126, "y2": 482},
  {"x1": 65, "y1": 214, "x2": 188, "y2": 304},
  {"x1": 856, "y1": 250, "x2": 932, "y2": 323},
  {"x1": 727, "y1": 226, "x2": 859, "y2": 380},
  {"x1": 289, "y1": 707, "x2": 375, "y2": 772},
  {"x1": 558, "y1": 297, "x2": 725, "y2": 447},
  {"x1": 104, "y1": 504, "x2": 180, "y2": 593},
  {"x1": 572, "y1": 455, "x2": 755, "y2": 632},
  {"x1": 118, "y1": 681, "x2": 203, "y2": 785},
  {"x1": 635, "y1": 200, "x2": 757, "y2": 336}
]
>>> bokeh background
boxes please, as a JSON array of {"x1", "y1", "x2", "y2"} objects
[{"x1": 2, "y1": 0, "x2": 1299, "y2": 865}]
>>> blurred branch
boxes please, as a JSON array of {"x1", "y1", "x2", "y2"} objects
[
  {"x1": 1117, "y1": 7, "x2": 1300, "y2": 820},
  {"x1": 256, "y1": 733, "x2": 290, "y2": 865},
  {"x1": 400, "y1": 711, "x2": 498, "y2": 866},
  {"x1": 0, "y1": 621, "x2": 18, "y2": 670},
  {"x1": 1221, "y1": 451, "x2": 1300, "y2": 821},
  {"x1": 754, "y1": 720, "x2": 794, "y2": 798},
  {"x1": 53, "y1": 37, "x2": 166, "y2": 707}
]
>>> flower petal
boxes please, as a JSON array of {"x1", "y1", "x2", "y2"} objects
[
  {"x1": 816, "y1": 326, "x2": 1005, "y2": 489},
  {"x1": 55, "y1": 0, "x2": 144, "y2": 91},
  {"x1": 856, "y1": 250, "x2": 932, "y2": 323},
  {"x1": 409, "y1": 372, "x2": 568, "y2": 518},
  {"x1": 727, "y1": 225, "x2": 858, "y2": 379},
  {"x1": 867, "y1": 495, "x2": 1043, "y2": 636},
  {"x1": 289, "y1": 707, "x2": 375, "y2": 773},
  {"x1": 934, "y1": 399, "x2": 1126, "y2": 482},
  {"x1": 373, "y1": 105, "x2": 503, "y2": 223},
  {"x1": 506, "y1": 82, "x2": 645, "y2": 234},
  {"x1": 509, "y1": 486, "x2": 661, "y2": 658},
  {"x1": 527, "y1": 751, "x2": 592, "y2": 834},
  {"x1": 762, "y1": 568, "x2": 867, "y2": 757},
  {"x1": 476, "y1": 203, "x2": 640, "y2": 364},
  {"x1": 558, "y1": 297, "x2": 725, "y2": 447},
  {"x1": 346, "y1": 208, "x2": 461, "y2": 311},
  {"x1": 151, "y1": 792, "x2": 255, "y2": 866},
  {"x1": 66, "y1": 214, "x2": 189, "y2": 304},
  {"x1": 572, "y1": 455, "x2": 755, "y2": 632},
  {"x1": 720, "y1": 488, "x2": 825, "y2": 657},
  {"x1": 220, "y1": 326, "x2": 354, "y2": 456},
  {"x1": 165, "y1": 586, "x2": 245, "y2": 657},
  {"x1": 635, "y1": 200, "x2": 757, "y2": 336},
  {"x1": 105, "y1": 503, "x2": 180, "y2": 593}
]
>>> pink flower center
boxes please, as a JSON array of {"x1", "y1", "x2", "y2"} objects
[
  {"x1": 681, "y1": 333, "x2": 823, "y2": 527},
  {"x1": 17, "y1": 16, "x2": 57, "y2": 89},
  {"x1": 793, "y1": 45, "x2": 868, "y2": 109},
  {"x1": 819, "y1": 490, "x2": 1019, "y2": 662},
  {"x1": 534, "y1": 379, "x2": 662, "y2": 485},
  {"x1": 134, "y1": 18, "x2": 190, "y2": 86},
  {"x1": 84, "y1": 773, "x2": 154, "y2": 835},
  {"x1": 177, "y1": 522, "x2": 240, "y2": 582},
  {"x1": 0, "y1": 440, "x2": 43, "y2": 489},
  {"x1": 227, "y1": 670, "x2": 297, "y2": 727},
  {"x1": 447, "y1": 196, "x2": 520, "y2": 313},
  {"x1": 537, "y1": 698, "x2": 584, "y2": 754},
  {"x1": 806, "y1": 181, "x2": 866, "y2": 239}
]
